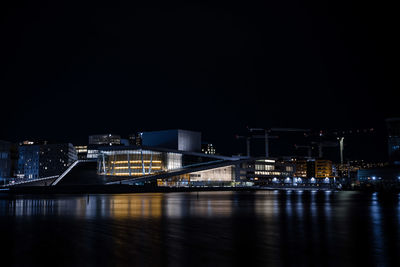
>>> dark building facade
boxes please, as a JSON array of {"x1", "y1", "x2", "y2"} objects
[
  {"x1": 386, "y1": 118, "x2": 400, "y2": 165},
  {"x1": 0, "y1": 140, "x2": 17, "y2": 183},
  {"x1": 17, "y1": 143, "x2": 77, "y2": 180},
  {"x1": 89, "y1": 134, "x2": 121, "y2": 146},
  {"x1": 129, "y1": 132, "x2": 143, "y2": 146},
  {"x1": 141, "y1": 130, "x2": 201, "y2": 152},
  {"x1": 357, "y1": 167, "x2": 400, "y2": 190}
]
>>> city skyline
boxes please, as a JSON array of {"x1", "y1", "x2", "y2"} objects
[{"x1": 1, "y1": 2, "x2": 400, "y2": 266}]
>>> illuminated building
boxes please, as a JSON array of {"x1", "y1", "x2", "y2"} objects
[
  {"x1": 159, "y1": 166, "x2": 236, "y2": 187},
  {"x1": 86, "y1": 134, "x2": 123, "y2": 159},
  {"x1": 386, "y1": 118, "x2": 400, "y2": 165},
  {"x1": 141, "y1": 129, "x2": 201, "y2": 152},
  {"x1": 89, "y1": 134, "x2": 121, "y2": 146},
  {"x1": 22, "y1": 140, "x2": 35, "y2": 145},
  {"x1": 202, "y1": 143, "x2": 216, "y2": 155},
  {"x1": 246, "y1": 159, "x2": 295, "y2": 185},
  {"x1": 17, "y1": 143, "x2": 77, "y2": 180},
  {"x1": 357, "y1": 167, "x2": 400, "y2": 186},
  {"x1": 97, "y1": 146, "x2": 233, "y2": 186},
  {"x1": 96, "y1": 145, "x2": 333, "y2": 187},
  {"x1": 335, "y1": 160, "x2": 388, "y2": 179},
  {"x1": 17, "y1": 145, "x2": 39, "y2": 179},
  {"x1": 303, "y1": 159, "x2": 333, "y2": 178},
  {"x1": 314, "y1": 159, "x2": 333, "y2": 178},
  {"x1": 292, "y1": 158, "x2": 308, "y2": 178},
  {"x1": 129, "y1": 132, "x2": 143, "y2": 146},
  {"x1": 98, "y1": 149, "x2": 174, "y2": 177},
  {"x1": 74, "y1": 145, "x2": 88, "y2": 160}
]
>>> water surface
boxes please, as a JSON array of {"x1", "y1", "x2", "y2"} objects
[{"x1": 1, "y1": 191, "x2": 399, "y2": 267}]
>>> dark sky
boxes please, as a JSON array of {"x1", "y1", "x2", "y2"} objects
[{"x1": 1, "y1": 0, "x2": 399, "y2": 156}]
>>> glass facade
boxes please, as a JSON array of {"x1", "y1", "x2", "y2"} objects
[
  {"x1": 157, "y1": 166, "x2": 235, "y2": 187},
  {"x1": 97, "y1": 147, "x2": 226, "y2": 177},
  {"x1": 98, "y1": 150, "x2": 166, "y2": 176},
  {"x1": 97, "y1": 147, "x2": 237, "y2": 186},
  {"x1": 17, "y1": 143, "x2": 77, "y2": 180},
  {"x1": 89, "y1": 134, "x2": 121, "y2": 145}
]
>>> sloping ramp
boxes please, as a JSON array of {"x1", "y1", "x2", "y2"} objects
[{"x1": 52, "y1": 160, "x2": 101, "y2": 186}]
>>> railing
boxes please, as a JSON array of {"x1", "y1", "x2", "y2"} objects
[
  {"x1": 3, "y1": 175, "x2": 59, "y2": 187},
  {"x1": 51, "y1": 160, "x2": 81, "y2": 186}
]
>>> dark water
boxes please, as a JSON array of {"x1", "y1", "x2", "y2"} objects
[{"x1": 1, "y1": 191, "x2": 400, "y2": 267}]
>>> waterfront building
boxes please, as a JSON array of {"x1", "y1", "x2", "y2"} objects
[
  {"x1": 335, "y1": 160, "x2": 388, "y2": 178},
  {"x1": 141, "y1": 129, "x2": 201, "y2": 152},
  {"x1": 305, "y1": 159, "x2": 333, "y2": 178},
  {"x1": 74, "y1": 145, "x2": 88, "y2": 160},
  {"x1": 245, "y1": 159, "x2": 295, "y2": 185},
  {"x1": 89, "y1": 134, "x2": 121, "y2": 146},
  {"x1": 86, "y1": 134, "x2": 123, "y2": 159},
  {"x1": 386, "y1": 118, "x2": 400, "y2": 165},
  {"x1": 97, "y1": 145, "x2": 236, "y2": 186},
  {"x1": 17, "y1": 143, "x2": 77, "y2": 180},
  {"x1": 97, "y1": 141, "x2": 308, "y2": 187},
  {"x1": 357, "y1": 167, "x2": 400, "y2": 188},
  {"x1": 315, "y1": 159, "x2": 333, "y2": 178},
  {"x1": 292, "y1": 158, "x2": 308, "y2": 178},
  {"x1": 94, "y1": 143, "x2": 340, "y2": 188},
  {"x1": 17, "y1": 145, "x2": 39, "y2": 179}
]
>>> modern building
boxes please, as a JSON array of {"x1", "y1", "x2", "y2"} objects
[
  {"x1": 17, "y1": 143, "x2": 77, "y2": 180},
  {"x1": 335, "y1": 160, "x2": 388, "y2": 178},
  {"x1": 386, "y1": 118, "x2": 400, "y2": 165},
  {"x1": 357, "y1": 167, "x2": 400, "y2": 189},
  {"x1": 129, "y1": 133, "x2": 143, "y2": 146},
  {"x1": 95, "y1": 143, "x2": 312, "y2": 187},
  {"x1": 243, "y1": 158, "x2": 295, "y2": 185},
  {"x1": 74, "y1": 145, "x2": 88, "y2": 160},
  {"x1": 89, "y1": 134, "x2": 121, "y2": 146},
  {"x1": 141, "y1": 130, "x2": 201, "y2": 152},
  {"x1": 293, "y1": 158, "x2": 308, "y2": 178},
  {"x1": 314, "y1": 159, "x2": 333, "y2": 178},
  {"x1": 97, "y1": 145, "x2": 236, "y2": 187},
  {"x1": 304, "y1": 159, "x2": 333, "y2": 179},
  {"x1": 86, "y1": 134, "x2": 123, "y2": 159},
  {"x1": 17, "y1": 145, "x2": 40, "y2": 179}
]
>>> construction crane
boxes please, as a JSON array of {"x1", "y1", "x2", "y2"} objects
[
  {"x1": 236, "y1": 127, "x2": 310, "y2": 158},
  {"x1": 294, "y1": 144, "x2": 313, "y2": 158},
  {"x1": 338, "y1": 137, "x2": 344, "y2": 164},
  {"x1": 311, "y1": 140, "x2": 338, "y2": 158},
  {"x1": 235, "y1": 135, "x2": 251, "y2": 157},
  {"x1": 248, "y1": 128, "x2": 278, "y2": 157}
]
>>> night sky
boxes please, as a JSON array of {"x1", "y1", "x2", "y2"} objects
[{"x1": 1, "y1": 1, "x2": 399, "y2": 157}]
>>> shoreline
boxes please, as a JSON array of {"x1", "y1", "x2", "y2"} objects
[{"x1": 1, "y1": 185, "x2": 398, "y2": 195}]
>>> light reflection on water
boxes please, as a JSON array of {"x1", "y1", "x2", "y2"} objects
[{"x1": 0, "y1": 191, "x2": 399, "y2": 267}]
